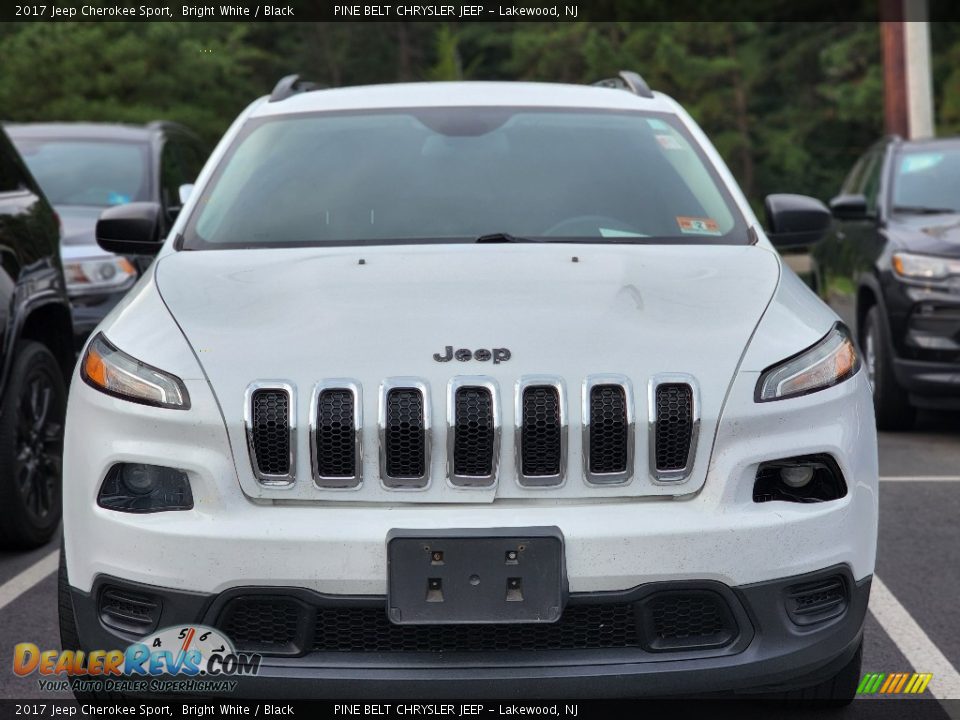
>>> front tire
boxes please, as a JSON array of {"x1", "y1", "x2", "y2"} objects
[
  {"x1": 862, "y1": 306, "x2": 915, "y2": 431},
  {"x1": 0, "y1": 341, "x2": 66, "y2": 549},
  {"x1": 784, "y1": 640, "x2": 863, "y2": 704}
]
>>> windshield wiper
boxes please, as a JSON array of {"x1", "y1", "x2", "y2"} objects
[
  {"x1": 475, "y1": 232, "x2": 545, "y2": 243},
  {"x1": 892, "y1": 206, "x2": 959, "y2": 215}
]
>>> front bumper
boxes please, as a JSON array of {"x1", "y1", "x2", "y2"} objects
[
  {"x1": 70, "y1": 290, "x2": 128, "y2": 348},
  {"x1": 67, "y1": 566, "x2": 870, "y2": 698},
  {"x1": 893, "y1": 357, "x2": 960, "y2": 408}
]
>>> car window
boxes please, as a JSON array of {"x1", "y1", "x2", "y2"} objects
[
  {"x1": 860, "y1": 150, "x2": 883, "y2": 216},
  {"x1": 840, "y1": 153, "x2": 870, "y2": 196},
  {"x1": 0, "y1": 135, "x2": 30, "y2": 194},
  {"x1": 184, "y1": 108, "x2": 748, "y2": 249},
  {"x1": 13, "y1": 139, "x2": 148, "y2": 206},
  {"x1": 891, "y1": 146, "x2": 960, "y2": 214},
  {"x1": 178, "y1": 140, "x2": 206, "y2": 182},
  {"x1": 159, "y1": 140, "x2": 189, "y2": 211}
]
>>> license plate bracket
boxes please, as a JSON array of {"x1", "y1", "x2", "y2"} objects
[{"x1": 386, "y1": 527, "x2": 566, "y2": 625}]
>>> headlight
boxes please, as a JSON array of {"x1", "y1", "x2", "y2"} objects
[
  {"x1": 81, "y1": 333, "x2": 190, "y2": 409},
  {"x1": 892, "y1": 251, "x2": 960, "y2": 281},
  {"x1": 63, "y1": 257, "x2": 137, "y2": 296},
  {"x1": 756, "y1": 324, "x2": 859, "y2": 402}
]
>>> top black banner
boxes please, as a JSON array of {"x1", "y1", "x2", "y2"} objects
[{"x1": 5, "y1": 0, "x2": 960, "y2": 23}]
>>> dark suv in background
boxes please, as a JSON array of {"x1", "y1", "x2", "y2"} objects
[
  {"x1": 5, "y1": 122, "x2": 207, "y2": 346},
  {"x1": 812, "y1": 136, "x2": 960, "y2": 430},
  {"x1": 0, "y1": 127, "x2": 73, "y2": 549}
]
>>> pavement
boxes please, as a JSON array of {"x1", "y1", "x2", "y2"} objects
[{"x1": 0, "y1": 412, "x2": 958, "y2": 717}]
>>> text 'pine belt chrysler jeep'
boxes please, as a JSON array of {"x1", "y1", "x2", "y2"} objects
[{"x1": 60, "y1": 72, "x2": 878, "y2": 700}]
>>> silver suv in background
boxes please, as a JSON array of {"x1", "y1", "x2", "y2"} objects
[{"x1": 6, "y1": 122, "x2": 207, "y2": 347}]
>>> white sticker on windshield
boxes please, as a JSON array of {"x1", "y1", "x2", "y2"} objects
[
  {"x1": 656, "y1": 134, "x2": 684, "y2": 151},
  {"x1": 599, "y1": 228, "x2": 648, "y2": 238},
  {"x1": 646, "y1": 118, "x2": 670, "y2": 131},
  {"x1": 900, "y1": 153, "x2": 944, "y2": 174}
]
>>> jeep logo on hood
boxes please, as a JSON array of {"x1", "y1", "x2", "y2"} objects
[{"x1": 433, "y1": 346, "x2": 511, "y2": 364}]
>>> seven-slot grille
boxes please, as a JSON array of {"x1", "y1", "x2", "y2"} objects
[
  {"x1": 247, "y1": 376, "x2": 697, "y2": 487},
  {"x1": 450, "y1": 384, "x2": 497, "y2": 485},
  {"x1": 382, "y1": 385, "x2": 428, "y2": 485},
  {"x1": 653, "y1": 383, "x2": 695, "y2": 475},
  {"x1": 248, "y1": 387, "x2": 293, "y2": 480},
  {"x1": 313, "y1": 386, "x2": 360, "y2": 486}
]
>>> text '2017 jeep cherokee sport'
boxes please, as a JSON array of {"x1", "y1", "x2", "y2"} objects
[{"x1": 60, "y1": 73, "x2": 878, "y2": 700}]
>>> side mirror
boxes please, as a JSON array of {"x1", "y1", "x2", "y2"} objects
[
  {"x1": 96, "y1": 202, "x2": 164, "y2": 256},
  {"x1": 764, "y1": 194, "x2": 832, "y2": 249},
  {"x1": 178, "y1": 183, "x2": 194, "y2": 206},
  {"x1": 829, "y1": 193, "x2": 869, "y2": 221}
]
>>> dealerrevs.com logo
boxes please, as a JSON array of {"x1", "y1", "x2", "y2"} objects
[{"x1": 13, "y1": 625, "x2": 261, "y2": 694}]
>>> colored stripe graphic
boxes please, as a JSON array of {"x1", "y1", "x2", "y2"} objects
[{"x1": 857, "y1": 672, "x2": 934, "y2": 694}]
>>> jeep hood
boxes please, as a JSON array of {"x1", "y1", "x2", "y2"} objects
[{"x1": 154, "y1": 243, "x2": 781, "y2": 501}]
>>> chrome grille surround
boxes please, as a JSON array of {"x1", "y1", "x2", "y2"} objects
[
  {"x1": 446, "y1": 376, "x2": 501, "y2": 488},
  {"x1": 244, "y1": 381, "x2": 297, "y2": 488},
  {"x1": 647, "y1": 374, "x2": 700, "y2": 483},
  {"x1": 582, "y1": 374, "x2": 635, "y2": 485},
  {"x1": 514, "y1": 376, "x2": 568, "y2": 488},
  {"x1": 378, "y1": 378, "x2": 431, "y2": 490},
  {"x1": 309, "y1": 380, "x2": 363, "y2": 489}
]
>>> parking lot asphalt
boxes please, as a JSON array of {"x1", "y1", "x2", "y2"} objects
[{"x1": 0, "y1": 412, "x2": 958, "y2": 715}]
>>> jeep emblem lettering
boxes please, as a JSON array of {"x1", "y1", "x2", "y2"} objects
[{"x1": 433, "y1": 346, "x2": 511, "y2": 364}]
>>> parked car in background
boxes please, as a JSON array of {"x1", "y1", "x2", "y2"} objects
[
  {"x1": 5, "y1": 122, "x2": 207, "y2": 347},
  {"x1": 0, "y1": 126, "x2": 73, "y2": 549},
  {"x1": 812, "y1": 136, "x2": 960, "y2": 430}
]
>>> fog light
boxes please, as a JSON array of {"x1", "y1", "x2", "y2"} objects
[
  {"x1": 753, "y1": 455, "x2": 847, "y2": 503},
  {"x1": 98, "y1": 463, "x2": 193, "y2": 513},
  {"x1": 780, "y1": 466, "x2": 814, "y2": 488}
]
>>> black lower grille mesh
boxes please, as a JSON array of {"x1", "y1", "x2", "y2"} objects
[
  {"x1": 453, "y1": 387, "x2": 495, "y2": 477},
  {"x1": 220, "y1": 597, "x2": 303, "y2": 654},
  {"x1": 215, "y1": 591, "x2": 739, "y2": 656},
  {"x1": 521, "y1": 386, "x2": 562, "y2": 477},
  {"x1": 589, "y1": 385, "x2": 628, "y2": 474},
  {"x1": 316, "y1": 389, "x2": 356, "y2": 478},
  {"x1": 251, "y1": 389, "x2": 290, "y2": 476},
  {"x1": 311, "y1": 604, "x2": 638, "y2": 653},
  {"x1": 384, "y1": 388, "x2": 425, "y2": 478},
  {"x1": 654, "y1": 384, "x2": 693, "y2": 471},
  {"x1": 647, "y1": 593, "x2": 727, "y2": 645}
]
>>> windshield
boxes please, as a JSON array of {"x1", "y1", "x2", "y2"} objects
[
  {"x1": 13, "y1": 138, "x2": 149, "y2": 207},
  {"x1": 892, "y1": 146, "x2": 960, "y2": 215},
  {"x1": 184, "y1": 107, "x2": 747, "y2": 249}
]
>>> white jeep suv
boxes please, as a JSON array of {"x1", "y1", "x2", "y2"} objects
[{"x1": 61, "y1": 72, "x2": 878, "y2": 700}]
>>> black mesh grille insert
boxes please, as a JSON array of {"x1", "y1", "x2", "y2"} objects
[
  {"x1": 251, "y1": 389, "x2": 290, "y2": 476},
  {"x1": 654, "y1": 384, "x2": 693, "y2": 471},
  {"x1": 589, "y1": 385, "x2": 628, "y2": 475},
  {"x1": 220, "y1": 597, "x2": 304, "y2": 654},
  {"x1": 316, "y1": 389, "x2": 356, "y2": 478},
  {"x1": 310, "y1": 604, "x2": 638, "y2": 653},
  {"x1": 215, "y1": 591, "x2": 739, "y2": 656},
  {"x1": 453, "y1": 387, "x2": 495, "y2": 477},
  {"x1": 384, "y1": 388, "x2": 425, "y2": 478},
  {"x1": 521, "y1": 386, "x2": 562, "y2": 477},
  {"x1": 642, "y1": 591, "x2": 735, "y2": 651}
]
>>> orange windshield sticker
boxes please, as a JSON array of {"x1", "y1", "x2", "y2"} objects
[{"x1": 676, "y1": 216, "x2": 721, "y2": 236}]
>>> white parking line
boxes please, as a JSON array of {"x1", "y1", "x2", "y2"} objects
[
  {"x1": 880, "y1": 476, "x2": 960, "y2": 482},
  {"x1": 869, "y1": 575, "x2": 960, "y2": 701},
  {"x1": 0, "y1": 550, "x2": 58, "y2": 613}
]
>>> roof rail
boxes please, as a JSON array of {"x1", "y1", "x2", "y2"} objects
[
  {"x1": 269, "y1": 74, "x2": 323, "y2": 103},
  {"x1": 593, "y1": 70, "x2": 654, "y2": 99}
]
